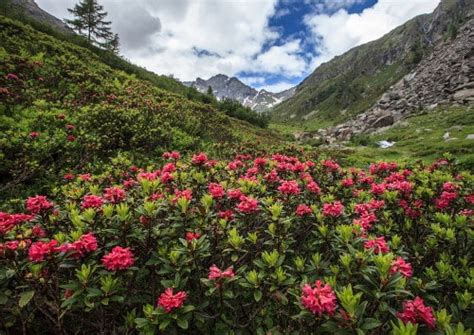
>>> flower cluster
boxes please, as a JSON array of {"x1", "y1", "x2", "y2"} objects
[
  {"x1": 397, "y1": 297, "x2": 436, "y2": 329},
  {"x1": 102, "y1": 246, "x2": 135, "y2": 271},
  {"x1": 301, "y1": 280, "x2": 337, "y2": 316},
  {"x1": 157, "y1": 288, "x2": 187, "y2": 313}
]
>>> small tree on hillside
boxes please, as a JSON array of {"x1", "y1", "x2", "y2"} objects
[
  {"x1": 65, "y1": 0, "x2": 118, "y2": 51},
  {"x1": 207, "y1": 85, "x2": 214, "y2": 96}
]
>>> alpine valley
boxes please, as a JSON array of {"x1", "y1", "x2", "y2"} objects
[{"x1": 0, "y1": 0, "x2": 473, "y2": 334}]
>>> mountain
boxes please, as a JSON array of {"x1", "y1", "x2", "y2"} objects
[
  {"x1": 7, "y1": 0, "x2": 74, "y2": 34},
  {"x1": 271, "y1": 0, "x2": 474, "y2": 130},
  {"x1": 184, "y1": 74, "x2": 295, "y2": 112},
  {"x1": 323, "y1": 17, "x2": 474, "y2": 141}
]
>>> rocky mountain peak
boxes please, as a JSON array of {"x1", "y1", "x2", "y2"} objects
[{"x1": 183, "y1": 74, "x2": 295, "y2": 112}]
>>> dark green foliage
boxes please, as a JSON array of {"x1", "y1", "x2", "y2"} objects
[{"x1": 66, "y1": 0, "x2": 115, "y2": 49}]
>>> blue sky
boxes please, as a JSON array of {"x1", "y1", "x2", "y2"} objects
[
  {"x1": 239, "y1": 0, "x2": 380, "y2": 90},
  {"x1": 38, "y1": 0, "x2": 440, "y2": 92}
]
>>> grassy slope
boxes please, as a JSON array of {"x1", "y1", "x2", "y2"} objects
[
  {"x1": 0, "y1": 16, "x2": 282, "y2": 199},
  {"x1": 342, "y1": 106, "x2": 474, "y2": 170}
]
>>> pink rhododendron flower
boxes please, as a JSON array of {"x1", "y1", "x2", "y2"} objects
[
  {"x1": 209, "y1": 183, "x2": 225, "y2": 198},
  {"x1": 390, "y1": 257, "x2": 413, "y2": 278},
  {"x1": 218, "y1": 210, "x2": 234, "y2": 220},
  {"x1": 307, "y1": 181, "x2": 321, "y2": 194},
  {"x1": 160, "y1": 171, "x2": 174, "y2": 184},
  {"x1": 157, "y1": 288, "x2": 187, "y2": 313},
  {"x1": 0, "y1": 213, "x2": 34, "y2": 234},
  {"x1": 227, "y1": 188, "x2": 243, "y2": 200},
  {"x1": 6, "y1": 73, "x2": 19, "y2": 80},
  {"x1": 81, "y1": 195, "x2": 103, "y2": 209},
  {"x1": 228, "y1": 160, "x2": 244, "y2": 170},
  {"x1": 63, "y1": 173, "x2": 75, "y2": 181},
  {"x1": 364, "y1": 236, "x2": 390, "y2": 254},
  {"x1": 162, "y1": 163, "x2": 176, "y2": 174},
  {"x1": 32, "y1": 225, "x2": 46, "y2": 238},
  {"x1": 79, "y1": 173, "x2": 92, "y2": 182},
  {"x1": 301, "y1": 280, "x2": 337, "y2": 316},
  {"x1": 102, "y1": 246, "x2": 134, "y2": 271},
  {"x1": 29, "y1": 131, "x2": 40, "y2": 139},
  {"x1": 296, "y1": 204, "x2": 312, "y2": 216},
  {"x1": 397, "y1": 297, "x2": 436, "y2": 329},
  {"x1": 185, "y1": 232, "x2": 201, "y2": 241},
  {"x1": 341, "y1": 178, "x2": 354, "y2": 187},
  {"x1": 59, "y1": 233, "x2": 98, "y2": 258},
  {"x1": 264, "y1": 169, "x2": 280, "y2": 182},
  {"x1": 278, "y1": 180, "x2": 300, "y2": 195},
  {"x1": 173, "y1": 189, "x2": 192, "y2": 203},
  {"x1": 322, "y1": 160, "x2": 340, "y2": 172},
  {"x1": 323, "y1": 201, "x2": 344, "y2": 217},
  {"x1": 191, "y1": 152, "x2": 208, "y2": 165},
  {"x1": 162, "y1": 151, "x2": 181, "y2": 160},
  {"x1": 208, "y1": 265, "x2": 235, "y2": 280},
  {"x1": 29, "y1": 240, "x2": 58, "y2": 262},
  {"x1": 103, "y1": 187, "x2": 126, "y2": 203},
  {"x1": 26, "y1": 196, "x2": 53, "y2": 214},
  {"x1": 237, "y1": 196, "x2": 258, "y2": 213}
]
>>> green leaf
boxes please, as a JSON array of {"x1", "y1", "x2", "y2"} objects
[
  {"x1": 177, "y1": 318, "x2": 188, "y2": 329},
  {"x1": 361, "y1": 318, "x2": 382, "y2": 330},
  {"x1": 19, "y1": 290, "x2": 35, "y2": 308},
  {"x1": 254, "y1": 290, "x2": 262, "y2": 302}
]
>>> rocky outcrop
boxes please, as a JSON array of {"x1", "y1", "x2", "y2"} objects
[
  {"x1": 184, "y1": 74, "x2": 295, "y2": 113},
  {"x1": 325, "y1": 18, "x2": 474, "y2": 141},
  {"x1": 10, "y1": 0, "x2": 74, "y2": 34}
]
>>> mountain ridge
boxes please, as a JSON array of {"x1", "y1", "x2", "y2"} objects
[{"x1": 184, "y1": 74, "x2": 295, "y2": 113}]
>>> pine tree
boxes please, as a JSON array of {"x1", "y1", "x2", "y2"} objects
[
  {"x1": 105, "y1": 33, "x2": 120, "y2": 54},
  {"x1": 207, "y1": 85, "x2": 214, "y2": 96},
  {"x1": 65, "y1": 0, "x2": 117, "y2": 51}
]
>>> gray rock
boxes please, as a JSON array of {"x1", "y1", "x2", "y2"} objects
[
  {"x1": 443, "y1": 132, "x2": 450, "y2": 140},
  {"x1": 454, "y1": 89, "x2": 474, "y2": 101},
  {"x1": 466, "y1": 134, "x2": 474, "y2": 139},
  {"x1": 371, "y1": 114, "x2": 394, "y2": 128}
]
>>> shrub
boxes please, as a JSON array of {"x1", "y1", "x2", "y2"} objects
[{"x1": 0, "y1": 153, "x2": 472, "y2": 333}]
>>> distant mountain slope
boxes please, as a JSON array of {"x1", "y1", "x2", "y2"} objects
[
  {"x1": 324, "y1": 17, "x2": 474, "y2": 141},
  {"x1": 184, "y1": 74, "x2": 295, "y2": 112},
  {"x1": 271, "y1": 0, "x2": 473, "y2": 127},
  {"x1": 8, "y1": 0, "x2": 74, "y2": 34}
]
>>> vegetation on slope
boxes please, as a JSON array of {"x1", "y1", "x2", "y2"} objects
[
  {"x1": 0, "y1": 1, "x2": 268, "y2": 128},
  {"x1": 345, "y1": 106, "x2": 474, "y2": 170},
  {"x1": 0, "y1": 16, "x2": 280, "y2": 200},
  {"x1": 0, "y1": 152, "x2": 473, "y2": 333}
]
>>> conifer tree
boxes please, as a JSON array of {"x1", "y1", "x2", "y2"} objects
[{"x1": 66, "y1": 0, "x2": 118, "y2": 51}]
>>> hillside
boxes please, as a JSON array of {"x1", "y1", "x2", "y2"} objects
[
  {"x1": 184, "y1": 74, "x2": 295, "y2": 113},
  {"x1": 271, "y1": 0, "x2": 473, "y2": 128},
  {"x1": 0, "y1": 16, "x2": 281, "y2": 199}
]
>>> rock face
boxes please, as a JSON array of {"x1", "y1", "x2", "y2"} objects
[
  {"x1": 10, "y1": 0, "x2": 74, "y2": 34},
  {"x1": 184, "y1": 74, "x2": 295, "y2": 113},
  {"x1": 325, "y1": 17, "x2": 474, "y2": 141}
]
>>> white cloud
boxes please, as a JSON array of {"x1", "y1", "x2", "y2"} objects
[
  {"x1": 304, "y1": 0, "x2": 440, "y2": 68},
  {"x1": 257, "y1": 81, "x2": 296, "y2": 93},
  {"x1": 38, "y1": 0, "x2": 302, "y2": 82},
  {"x1": 240, "y1": 76, "x2": 267, "y2": 86},
  {"x1": 36, "y1": 0, "x2": 441, "y2": 92}
]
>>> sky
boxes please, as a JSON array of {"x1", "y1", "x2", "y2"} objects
[{"x1": 36, "y1": 0, "x2": 440, "y2": 92}]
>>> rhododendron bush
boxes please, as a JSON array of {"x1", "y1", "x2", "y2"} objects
[{"x1": 0, "y1": 153, "x2": 473, "y2": 334}]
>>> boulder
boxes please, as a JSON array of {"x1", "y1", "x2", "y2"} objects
[
  {"x1": 454, "y1": 89, "x2": 474, "y2": 101},
  {"x1": 371, "y1": 114, "x2": 394, "y2": 128}
]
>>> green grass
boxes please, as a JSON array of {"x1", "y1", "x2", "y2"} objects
[{"x1": 344, "y1": 106, "x2": 474, "y2": 170}]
